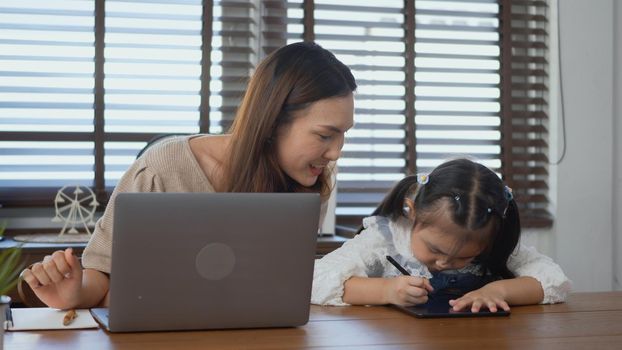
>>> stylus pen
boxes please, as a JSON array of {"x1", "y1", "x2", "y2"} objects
[
  {"x1": 4, "y1": 303, "x2": 13, "y2": 329},
  {"x1": 386, "y1": 255, "x2": 410, "y2": 276}
]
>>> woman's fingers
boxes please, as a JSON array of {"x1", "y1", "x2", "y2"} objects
[
  {"x1": 42, "y1": 255, "x2": 65, "y2": 284},
  {"x1": 53, "y1": 249, "x2": 74, "y2": 277},
  {"x1": 20, "y1": 269, "x2": 41, "y2": 289},
  {"x1": 21, "y1": 249, "x2": 75, "y2": 288},
  {"x1": 29, "y1": 262, "x2": 52, "y2": 286}
]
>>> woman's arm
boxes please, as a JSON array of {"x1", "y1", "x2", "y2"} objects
[
  {"x1": 77, "y1": 268, "x2": 110, "y2": 308},
  {"x1": 21, "y1": 248, "x2": 110, "y2": 309}
]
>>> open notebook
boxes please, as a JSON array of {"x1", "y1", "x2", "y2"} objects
[{"x1": 6, "y1": 308, "x2": 98, "y2": 331}]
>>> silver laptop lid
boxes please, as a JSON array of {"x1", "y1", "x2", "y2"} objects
[{"x1": 108, "y1": 192, "x2": 320, "y2": 332}]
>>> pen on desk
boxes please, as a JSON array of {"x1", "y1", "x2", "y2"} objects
[
  {"x1": 386, "y1": 255, "x2": 411, "y2": 276},
  {"x1": 4, "y1": 303, "x2": 13, "y2": 329},
  {"x1": 63, "y1": 309, "x2": 77, "y2": 326}
]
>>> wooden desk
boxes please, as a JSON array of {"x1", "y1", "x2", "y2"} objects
[{"x1": 5, "y1": 292, "x2": 622, "y2": 349}]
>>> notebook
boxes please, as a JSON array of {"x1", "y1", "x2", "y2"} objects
[
  {"x1": 6, "y1": 308, "x2": 98, "y2": 331},
  {"x1": 91, "y1": 192, "x2": 320, "y2": 332}
]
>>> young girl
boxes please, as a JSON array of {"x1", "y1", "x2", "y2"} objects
[{"x1": 312, "y1": 158, "x2": 571, "y2": 312}]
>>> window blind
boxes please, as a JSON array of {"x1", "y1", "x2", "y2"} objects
[
  {"x1": 103, "y1": 0, "x2": 203, "y2": 188},
  {"x1": 304, "y1": 1, "x2": 407, "y2": 226},
  {"x1": 211, "y1": 0, "x2": 256, "y2": 133},
  {"x1": 289, "y1": 0, "x2": 551, "y2": 228},
  {"x1": 0, "y1": 0, "x2": 95, "y2": 205},
  {"x1": 500, "y1": 0, "x2": 551, "y2": 227},
  {"x1": 0, "y1": 0, "x2": 551, "y2": 228}
]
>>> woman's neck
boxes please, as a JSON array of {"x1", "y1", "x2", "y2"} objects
[{"x1": 189, "y1": 134, "x2": 231, "y2": 191}]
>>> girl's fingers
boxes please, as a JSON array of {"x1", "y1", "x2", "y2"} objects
[
  {"x1": 449, "y1": 298, "x2": 469, "y2": 311},
  {"x1": 407, "y1": 276, "x2": 434, "y2": 292},
  {"x1": 408, "y1": 286, "x2": 429, "y2": 298},
  {"x1": 498, "y1": 300, "x2": 511, "y2": 311},
  {"x1": 486, "y1": 300, "x2": 498, "y2": 312},
  {"x1": 470, "y1": 300, "x2": 483, "y2": 313},
  {"x1": 422, "y1": 278, "x2": 434, "y2": 293},
  {"x1": 405, "y1": 294, "x2": 428, "y2": 306}
]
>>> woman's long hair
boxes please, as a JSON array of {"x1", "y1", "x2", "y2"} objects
[{"x1": 223, "y1": 42, "x2": 356, "y2": 201}]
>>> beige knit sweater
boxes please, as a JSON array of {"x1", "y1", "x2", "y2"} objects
[{"x1": 82, "y1": 135, "x2": 328, "y2": 273}]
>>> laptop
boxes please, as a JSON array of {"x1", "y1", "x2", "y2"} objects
[{"x1": 91, "y1": 192, "x2": 320, "y2": 332}]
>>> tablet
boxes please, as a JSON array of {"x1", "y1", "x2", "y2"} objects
[{"x1": 392, "y1": 293, "x2": 511, "y2": 318}]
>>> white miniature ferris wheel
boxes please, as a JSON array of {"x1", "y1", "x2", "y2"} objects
[{"x1": 52, "y1": 185, "x2": 99, "y2": 235}]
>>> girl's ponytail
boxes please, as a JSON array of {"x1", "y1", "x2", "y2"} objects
[
  {"x1": 481, "y1": 198, "x2": 521, "y2": 279},
  {"x1": 355, "y1": 175, "x2": 419, "y2": 234}
]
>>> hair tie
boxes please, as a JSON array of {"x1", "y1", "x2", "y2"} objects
[
  {"x1": 454, "y1": 195, "x2": 460, "y2": 202},
  {"x1": 416, "y1": 173, "x2": 429, "y2": 185},
  {"x1": 487, "y1": 207, "x2": 492, "y2": 214},
  {"x1": 504, "y1": 186, "x2": 513, "y2": 201}
]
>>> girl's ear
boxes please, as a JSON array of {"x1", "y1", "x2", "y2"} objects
[{"x1": 404, "y1": 198, "x2": 416, "y2": 220}]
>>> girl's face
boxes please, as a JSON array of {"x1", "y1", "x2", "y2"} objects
[
  {"x1": 410, "y1": 212, "x2": 488, "y2": 272},
  {"x1": 275, "y1": 94, "x2": 354, "y2": 187}
]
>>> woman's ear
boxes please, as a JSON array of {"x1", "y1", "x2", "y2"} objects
[{"x1": 404, "y1": 198, "x2": 416, "y2": 220}]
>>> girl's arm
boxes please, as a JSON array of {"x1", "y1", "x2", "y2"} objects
[
  {"x1": 312, "y1": 228, "x2": 385, "y2": 306},
  {"x1": 507, "y1": 244, "x2": 572, "y2": 304},
  {"x1": 448, "y1": 276, "x2": 543, "y2": 312},
  {"x1": 343, "y1": 275, "x2": 432, "y2": 306},
  {"x1": 449, "y1": 244, "x2": 571, "y2": 312}
]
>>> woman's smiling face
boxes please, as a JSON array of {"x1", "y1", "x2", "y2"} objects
[{"x1": 274, "y1": 94, "x2": 354, "y2": 187}]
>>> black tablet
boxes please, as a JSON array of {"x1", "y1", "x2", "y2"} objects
[{"x1": 392, "y1": 293, "x2": 511, "y2": 318}]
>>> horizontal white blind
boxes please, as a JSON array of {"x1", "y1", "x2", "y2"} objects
[
  {"x1": 210, "y1": 0, "x2": 256, "y2": 133},
  {"x1": 311, "y1": 1, "x2": 407, "y2": 222},
  {"x1": 0, "y1": 0, "x2": 95, "y2": 195},
  {"x1": 104, "y1": 0, "x2": 203, "y2": 187},
  {"x1": 285, "y1": 0, "x2": 304, "y2": 42},
  {"x1": 414, "y1": 0, "x2": 502, "y2": 172}
]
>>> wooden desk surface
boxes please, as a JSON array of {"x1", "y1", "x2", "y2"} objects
[{"x1": 5, "y1": 292, "x2": 622, "y2": 350}]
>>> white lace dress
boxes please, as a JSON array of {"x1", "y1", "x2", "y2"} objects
[{"x1": 312, "y1": 215, "x2": 572, "y2": 306}]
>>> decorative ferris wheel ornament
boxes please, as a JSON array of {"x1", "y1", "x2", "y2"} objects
[{"x1": 51, "y1": 185, "x2": 99, "y2": 236}]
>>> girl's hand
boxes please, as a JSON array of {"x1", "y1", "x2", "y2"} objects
[
  {"x1": 448, "y1": 284, "x2": 510, "y2": 313},
  {"x1": 20, "y1": 248, "x2": 84, "y2": 309},
  {"x1": 384, "y1": 276, "x2": 434, "y2": 306}
]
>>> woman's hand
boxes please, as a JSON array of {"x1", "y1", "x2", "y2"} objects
[
  {"x1": 383, "y1": 276, "x2": 434, "y2": 306},
  {"x1": 20, "y1": 248, "x2": 84, "y2": 309},
  {"x1": 448, "y1": 283, "x2": 510, "y2": 313}
]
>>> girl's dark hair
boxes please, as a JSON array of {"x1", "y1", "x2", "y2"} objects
[
  {"x1": 224, "y1": 42, "x2": 356, "y2": 201},
  {"x1": 364, "y1": 158, "x2": 521, "y2": 279}
]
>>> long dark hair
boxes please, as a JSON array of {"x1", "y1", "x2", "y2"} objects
[
  {"x1": 223, "y1": 42, "x2": 357, "y2": 201},
  {"x1": 364, "y1": 158, "x2": 521, "y2": 279}
]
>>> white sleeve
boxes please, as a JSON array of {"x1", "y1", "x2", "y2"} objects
[
  {"x1": 507, "y1": 244, "x2": 572, "y2": 304},
  {"x1": 311, "y1": 228, "x2": 388, "y2": 306}
]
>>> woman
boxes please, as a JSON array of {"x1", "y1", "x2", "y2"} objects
[{"x1": 21, "y1": 42, "x2": 357, "y2": 309}]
